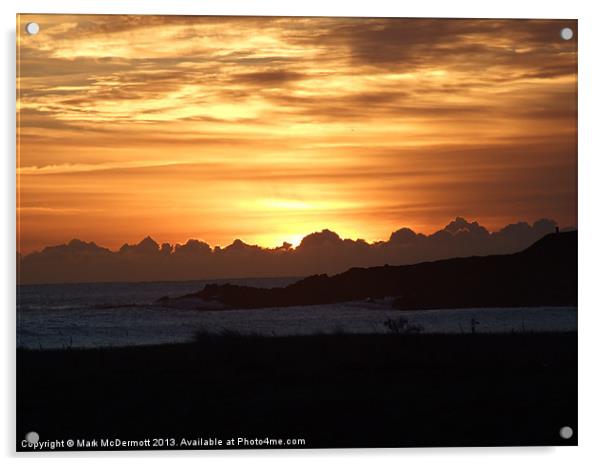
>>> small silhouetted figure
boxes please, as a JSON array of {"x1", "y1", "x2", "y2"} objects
[
  {"x1": 556, "y1": 226, "x2": 560, "y2": 234},
  {"x1": 471, "y1": 318, "x2": 480, "y2": 334}
]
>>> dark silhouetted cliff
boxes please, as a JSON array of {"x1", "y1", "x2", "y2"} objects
[{"x1": 168, "y1": 231, "x2": 576, "y2": 310}]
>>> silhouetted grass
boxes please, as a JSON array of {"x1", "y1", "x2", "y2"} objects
[{"x1": 17, "y1": 332, "x2": 577, "y2": 450}]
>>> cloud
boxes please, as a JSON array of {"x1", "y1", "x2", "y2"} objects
[
  {"x1": 16, "y1": 16, "x2": 577, "y2": 257},
  {"x1": 17, "y1": 160, "x2": 188, "y2": 175},
  {"x1": 18, "y1": 217, "x2": 560, "y2": 284},
  {"x1": 232, "y1": 70, "x2": 306, "y2": 87},
  {"x1": 39, "y1": 239, "x2": 111, "y2": 255},
  {"x1": 17, "y1": 16, "x2": 577, "y2": 130},
  {"x1": 174, "y1": 239, "x2": 211, "y2": 256},
  {"x1": 119, "y1": 236, "x2": 160, "y2": 254},
  {"x1": 298, "y1": 229, "x2": 342, "y2": 249}
]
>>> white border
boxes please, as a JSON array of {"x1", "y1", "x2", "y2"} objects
[{"x1": 3, "y1": 1, "x2": 602, "y2": 465}]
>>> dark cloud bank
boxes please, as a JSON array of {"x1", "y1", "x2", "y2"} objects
[{"x1": 18, "y1": 217, "x2": 568, "y2": 285}]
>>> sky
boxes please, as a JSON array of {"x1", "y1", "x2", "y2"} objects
[{"x1": 17, "y1": 15, "x2": 577, "y2": 254}]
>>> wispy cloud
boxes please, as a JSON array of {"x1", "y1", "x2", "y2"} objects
[{"x1": 18, "y1": 160, "x2": 189, "y2": 175}]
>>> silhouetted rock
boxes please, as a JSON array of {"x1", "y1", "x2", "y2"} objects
[{"x1": 165, "y1": 231, "x2": 576, "y2": 310}]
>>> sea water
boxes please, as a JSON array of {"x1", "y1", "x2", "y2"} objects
[{"x1": 17, "y1": 278, "x2": 577, "y2": 349}]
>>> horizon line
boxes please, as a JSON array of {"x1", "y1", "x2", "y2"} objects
[{"x1": 17, "y1": 216, "x2": 576, "y2": 257}]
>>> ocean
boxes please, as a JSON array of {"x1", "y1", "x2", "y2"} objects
[{"x1": 17, "y1": 278, "x2": 577, "y2": 349}]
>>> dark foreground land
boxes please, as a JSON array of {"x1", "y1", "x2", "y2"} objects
[{"x1": 17, "y1": 332, "x2": 577, "y2": 450}]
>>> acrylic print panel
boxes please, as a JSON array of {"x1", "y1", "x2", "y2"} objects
[{"x1": 16, "y1": 15, "x2": 577, "y2": 451}]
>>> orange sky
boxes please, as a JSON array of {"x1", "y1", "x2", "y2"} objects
[{"x1": 17, "y1": 15, "x2": 577, "y2": 254}]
